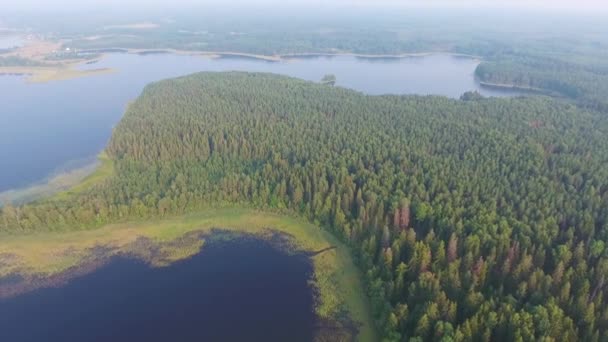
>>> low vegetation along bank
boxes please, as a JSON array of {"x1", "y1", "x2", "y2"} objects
[
  {"x1": 0, "y1": 153, "x2": 113, "y2": 205},
  {"x1": 0, "y1": 208, "x2": 376, "y2": 341},
  {"x1": 0, "y1": 65, "x2": 114, "y2": 83}
]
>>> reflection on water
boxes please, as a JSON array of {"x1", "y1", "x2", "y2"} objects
[{"x1": 0, "y1": 53, "x2": 521, "y2": 192}]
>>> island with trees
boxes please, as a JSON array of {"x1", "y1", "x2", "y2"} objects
[{"x1": 321, "y1": 74, "x2": 336, "y2": 86}]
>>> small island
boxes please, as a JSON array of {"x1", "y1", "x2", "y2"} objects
[{"x1": 321, "y1": 74, "x2": 336, "y2": 86}]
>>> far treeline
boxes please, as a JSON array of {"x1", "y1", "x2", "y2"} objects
[
  {"x1": 475, "y1": 55, "x2": 608, "y2": 112},
  {"x1": 2, "y1": 73, "x2": 608, "y2": 341},
  {"x1": 57, "y1": 11, "x2": 608, "y2": 111},
  {"x1": 5, "y1": 10, "x2": 608, "y2": 110}
]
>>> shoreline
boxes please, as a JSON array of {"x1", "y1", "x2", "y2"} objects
[
  {"x1": 0, "y1": 152, "x2": 112, "y2": 205},
  {"x1": 3, "y1": 38, "x2": 484, "y2": 83},
  {"x1": 477, "y1": 80, "x2": 556, "y2": 96},
  {"x1": 0, "y1": 230, "x2": 205, "y2": 299},
  {"x1": 0, "y1": 65, "x2": 115, "y2": 83},
  {"x1": 79, "y1": 46, "x2": 482, "y2": 62},
  {"x1": 280, "y1": 51, "x2": 481, "y2": 60},
  {"x1": 0, "y1": 49, "x2": 487, "y2": 203},
  {"x1": 0, "y1": 208, "x2": 378, "y2": 341}
]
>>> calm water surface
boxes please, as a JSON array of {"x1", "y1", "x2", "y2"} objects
[
  {"x1": 0, "y1": 237, "x2": 315, "y2": 342},
  {"x1": 0, "y1": 53, "x2": 520, "y2": 191}
]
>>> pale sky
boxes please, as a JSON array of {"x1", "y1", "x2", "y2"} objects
[{"x1": 4, "y1": 0, "x2": 608, "y2": 13}]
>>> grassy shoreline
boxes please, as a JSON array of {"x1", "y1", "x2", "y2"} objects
[
  {"x1": 477, "y1": 80, "x2": 557, "y2": 96},
  {"x1": 0, "y1": 65, "x2": 115, "y2": 83},
  {"x1": 0, "y1": 207, "x2": 377, "y2": 341},
  {"x1": 0, "y1": 152, "x2": 113, "y2": 205},
  {"x1": 51, "y1": 152, "x2": 114, "y2": 201}
]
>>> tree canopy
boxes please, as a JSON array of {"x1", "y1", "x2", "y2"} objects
[{"x1": 2, "y1": 72, "x2": 608, "y2": 341}]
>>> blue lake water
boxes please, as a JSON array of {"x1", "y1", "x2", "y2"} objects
[
  {"x1": 0, "y1": 53, "x2": 519, "y2": 192},
  {"x1": 0, "y1": 236, "x2": 317, "y2": 342}
]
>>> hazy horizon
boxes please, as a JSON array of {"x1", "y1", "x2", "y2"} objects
[{"x1": 3, "y1": 0, "x2": 608, "y2": 13}]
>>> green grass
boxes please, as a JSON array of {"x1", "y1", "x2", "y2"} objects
[
  {"x1": 0, "y1": 207, "x2": 377, "y2": 341},
  {"x1": 0, "y1": 152, "x2": 114, "y2": 205},
  {"x1": 52, "y1": 152, "x2": 114, "y2": 201}
]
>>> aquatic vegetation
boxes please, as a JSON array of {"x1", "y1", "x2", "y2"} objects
[{"x1": 0, "y1": 207, "x2": 376, "y2": 341}]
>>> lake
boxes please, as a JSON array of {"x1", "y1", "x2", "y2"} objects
[
  {"x1": 0, "y1": 53, "x2": 520, "y2": 192},
  {"x1": 0, "y1": 235, "x2": 316, "y2": 342}
]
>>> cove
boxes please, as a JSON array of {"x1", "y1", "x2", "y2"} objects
[
  {"x1": 0, "y1": 53, "x2": 522, "y2": 193},
  {"x1": 0, "y1": 234, "x2": 316, "y2": 342}
]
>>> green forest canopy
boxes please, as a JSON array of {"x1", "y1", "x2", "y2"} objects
[{"x1": 2, "y1": 72, "x2": 608, "y2": 341}]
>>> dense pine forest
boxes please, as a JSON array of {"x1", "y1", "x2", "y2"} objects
[{"x1": 2, "y1": 72, "x2": 608, "y2": 341}]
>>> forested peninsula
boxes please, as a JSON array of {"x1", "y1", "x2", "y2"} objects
[{"x1": 2, "y1": 72, "x2": 608, "y2": 341}]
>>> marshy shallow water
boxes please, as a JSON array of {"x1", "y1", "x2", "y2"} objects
[{"x1": 0, "y1": 234, "x2": 318, "y2": 342}]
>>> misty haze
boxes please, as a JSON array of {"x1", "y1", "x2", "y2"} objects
[{"x1": 0, "y1": 1, "x2": 607, "y2": 342}]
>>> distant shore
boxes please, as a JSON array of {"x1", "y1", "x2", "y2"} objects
[
  {"x1": 2, "y1": 36, "x2": 483, "y2": 83},
  {"x1": 0, "y1": 65, "x2": 114, "y2": 82},
  {"x1": 0, "y1": 48, "x2": 479, "y2": 84},
  {"x1": 79, "y1": 46, "x2": 482, "y2": 62},
  {"x1": 280, "y1": 51, "x2": 481, "y2": 60},
  {"x1": 477, "y1": 80, "x2": 556, "y2": 96}
]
